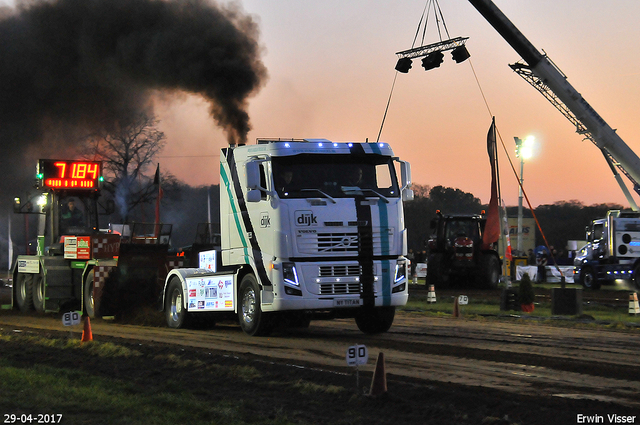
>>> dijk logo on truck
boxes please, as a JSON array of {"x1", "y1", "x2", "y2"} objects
[{"x1": 295, "y1": 211, "x2": 318, "y2": 227}]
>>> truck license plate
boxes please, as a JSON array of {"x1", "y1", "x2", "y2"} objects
[{"x1": 334, "y1": 298, "x2": 362, "y2": 307}]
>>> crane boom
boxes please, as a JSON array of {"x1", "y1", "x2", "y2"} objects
[{"x1": 468, "y1": 0, "x2": 640, "y2": 206}]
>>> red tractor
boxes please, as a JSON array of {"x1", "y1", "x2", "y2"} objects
[{"x1": 426, "y1": 211, "x2": 501, "y2": 289}]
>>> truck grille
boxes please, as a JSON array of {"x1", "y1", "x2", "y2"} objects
[
  {"x1": 317, "y1": 233, "x2": 358, "y2": 253},
  {"x1": 319, "y1": 282, "x2": 362, "y2": 295},
  {"x1": 319, "y1": 265, "x2": 361, "y2": 277},
  {"x1": 297, "y1": 229, "x2": 391, "y2": 254}
]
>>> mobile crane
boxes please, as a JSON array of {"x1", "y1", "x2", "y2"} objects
[
  {"x1": 467, "y1": 0, "x2": 640, "y2": 289},
  {"x1": 468, "y1": 0, "x2": 640, "y2": 210}
]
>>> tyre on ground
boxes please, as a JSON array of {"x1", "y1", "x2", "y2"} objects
[
  {"x1": 479, "y1": 254, "x2": 500, "y2": 289},
  {"x1": 633, "y1": 264, "x2": 640, "y2": 290},
  {"x1": 15, "y1": 273, "x2": 35, "y2": 312},
  {"x1": 238, "y1": 274, "x2": 272, "y2": 336},
  {"x1": 355, "y1": 306, "x2": 395, "y2": 334},
  {"x1": 165, "y1": 278, "x2": 190, "y2": 328},
  {"x1": 32, "y1": 273, "x2": 46, "y2": 313},
  {"x1": 579, "y1": 266, "x2": 601, "y2": 290},
  {"x1": 426, "y1": 253, "x2": 449, "y2": 289},
  {"x1": 84, "y1": 271, "x2": 96, "y2": 318}
]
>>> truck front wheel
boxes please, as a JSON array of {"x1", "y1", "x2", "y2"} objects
[
  {"x1": 15, "y1": 273, "x2": 35, "y2": 312},
  {"x1": 355, "y1": 306, "x2": 395, "y2": 334},
  {"x1": 165, "y1": 279, "x2": 190, "y2": 328},
  {"x1": 238, "y1": 274, "x2": 271, "y2": 336},
  {"x1": 580, "y1": 267, "x2": 600, "y2": 290}
]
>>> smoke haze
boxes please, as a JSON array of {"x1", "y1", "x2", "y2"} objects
[{"x1": 0, "y1": 0, "x2": 267, "y2": 202}]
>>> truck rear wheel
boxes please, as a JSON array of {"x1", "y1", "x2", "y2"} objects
[
  {"x1": 84, "y1": 272, "x2": 96, "y2": 319},
  {"x1": 165, "y1": 279, "x2": 190, "y2": 328},
  {"x1": 580, "y1": 267, "x2": 600, "y2": 290},
  {"x1": 15, "y1": 273, "x2": 35, "y2": 312},
  {"x1": 33, "y1": 273, "x2": 45, "y2": 313},
  {"x1": 238, "y1": 274, "x2": 271, "y2": 336},
  {"x1": 355, "y1": 306, "x2": 395, "y2": 334}
]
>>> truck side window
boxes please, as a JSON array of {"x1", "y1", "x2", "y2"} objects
[
  {"x1": 259, "y1": 163, "x2": 267, "y2": 201},
  {"x1": 593, "y1": 224, "x2": 604, "y2": 241}
]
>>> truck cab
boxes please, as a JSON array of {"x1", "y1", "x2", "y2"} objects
[
  {"x1": 163, "y1": 138, "x2": 413, "y2": 336},
  {"x1": 574, "y1": 210, "x2": 640, "y2": 290}
]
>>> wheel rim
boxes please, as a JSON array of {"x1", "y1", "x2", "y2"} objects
[
  {"x1": 88, "y1": 283, "x2": 94, "y2": 311},
  {"x1": 170, "y1": 289, "x2": 182, "y2": 322},
  {"x1": 583, "y1": 271, "x2": 594, "y2": 288},
  {"x1": 35, "y1": 278, "x2": 43, "y2": 304},
  {"x1": 490, "y1": 261, "x2": 499, "y2": 284},
  {"x1": 19, "y1": 277, "x2": 26, "y2": 301},
  {"x1": 242, "y1": 288, "x2": 256, "y2": 325}
]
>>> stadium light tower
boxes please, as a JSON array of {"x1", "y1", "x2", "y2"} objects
[{"x1": 514, "y1": 135, "x2": 535, "y2": 255}]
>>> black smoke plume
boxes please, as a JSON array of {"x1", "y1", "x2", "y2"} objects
[{"x1": 0, "y1": 0, "x2": 267, "y2": 202}]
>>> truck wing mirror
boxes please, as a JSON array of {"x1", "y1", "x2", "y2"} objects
[
  {"x1": 246, "y1": 189, "x2": 261, "y2": 203},
  {"x1": 402, "y1": 188, "x2": 414, "y2": 202},
  {"x1": 399, "y1": 160, "x2": 412, "y2": 191}
]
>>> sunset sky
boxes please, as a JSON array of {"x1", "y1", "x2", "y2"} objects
[{"x1": 6, "y1": 0, "x2": 640, "y2": 209}]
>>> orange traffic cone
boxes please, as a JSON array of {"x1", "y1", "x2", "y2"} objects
[
  {"x1": 369, "y1": 352, "x2": 387, "y2": 397},
  {"x1": 453, "y1": 296, "x2": 460, "y2": 318},
  {"x1": 81, "y1": 316, "x2": 93, "y2": 342}
]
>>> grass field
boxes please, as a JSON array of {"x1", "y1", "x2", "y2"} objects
[{"x1": 404, "y1": 279, "x2": 640, "y2": 329}]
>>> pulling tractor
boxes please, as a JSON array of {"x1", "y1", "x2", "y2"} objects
[{"x1": 12, "y1": 159, "x2": 172, "y2": 318}]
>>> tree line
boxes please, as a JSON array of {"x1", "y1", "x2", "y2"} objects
[{"x1": 404, "y1": 184, "x2": 624, "y2": 254}]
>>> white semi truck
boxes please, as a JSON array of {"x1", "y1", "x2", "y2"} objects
[
  {"x1": 573, "y1": 210, "x2": 640, "y2": 290},
  {"x1": 162, "y1": 139, "x2": 413, "y2": 336}
]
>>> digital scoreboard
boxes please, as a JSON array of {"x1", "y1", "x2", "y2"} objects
[{"x1": 38, "y1": 160, "x2": 103, "y2": 190}]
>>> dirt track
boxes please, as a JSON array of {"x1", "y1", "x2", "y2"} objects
[{"x1": 1, "y1": 308, "x2": 639, "y2": 421}]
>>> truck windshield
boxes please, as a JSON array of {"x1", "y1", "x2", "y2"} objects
[{"x1": 272, "y1": 154, "x2": 400, "y2": 199}]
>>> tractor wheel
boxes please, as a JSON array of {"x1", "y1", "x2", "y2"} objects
[
  {"x1": 165, "y1": 279, "x2": 190, "y2": 329},
  {"x1": 479, "y1": 254, "x2": 500, "y2": 289},
  {"x1": 580, "y1": 267, "x2": 601, "y2": 290},
  {"x1": 355, "y1": 306, "x2": 395, "y2": 334},
  {"x1": 238, "y1": 274, "x2": 272, "y2": 336},
  {"x1": 84, "y1": 272, "x2": 96, "y2": 319},
  {"x1": 15, "y1": 273, "x2": 35, "y2": 312},
  {"x1": 32, "y1": 273, "x2": 46, "y2": 313},
  {"x1": 426, "y1": 254, "x2": 449, "y2": 289},
  {"x1": 633, "y1": 264, "x2": 640, "y2": 290}
]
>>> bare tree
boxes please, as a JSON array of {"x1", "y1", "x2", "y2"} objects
[{"x1": 81, "y1": 113, "x2": 166, "y2": 222}]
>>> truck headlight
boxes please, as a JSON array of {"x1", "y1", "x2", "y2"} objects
[
  {"x1": 395, "y1": 261, "x2": 407, "y2": 283},
  {"x1": 283, "y1": 262, "x2": 299, "y2": 286}
]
